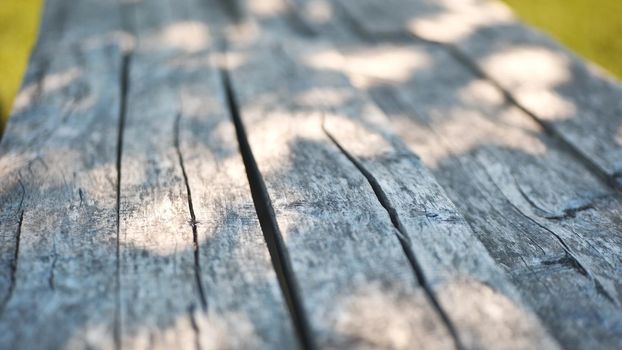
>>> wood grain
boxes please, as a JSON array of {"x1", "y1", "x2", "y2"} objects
[
  {"x1": 338, "y1": 41, "x2": 622, "y2": 350},
  {"x1": 225, "y1": 38, "x2": 453, "y2": 350},
  {"x1": 224, "y1": 17, "x2": 558, "y2": 345},
  {"x1": 118, "y1": 0, "x2": 298, "y2": 348},
  {"x1": 0, "y1": 0, "x2": 297, "y2": 348},
  {"x1": 1, "y1": 0, "x2": 621, "y2": 348},
  {"x1": 0, "y1": 0, "x2": 126, "y2": 348},
  {"x1": 330, "y1": 0, "x2": 622, "y2": 188},
  {"x1": 0, "y1": 24, "x2": 123, "y2": 350}
]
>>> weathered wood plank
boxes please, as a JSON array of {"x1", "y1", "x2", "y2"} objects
[
  {"x1": 296, "y1": 40, "x2": 559, "y2": 350},
  {"x1": 178, "y1": 61, "x2": 299, "y2": 349},
  {"x1": 334, "y1": 41, "x2": 622, "y2": 349},
  {"x1": 225, "y1": 38, "x2": 453, "y2": 350},
  {"x1": 0, "y1": 32, "x2": 124, "y2": 350},
  {"x1": 0, "y1": 0, "x2": 125, "y2": 348},
  {"x1": 318, "y1": 73, "x2": 558, "y2": 350},
  {"x1": 223, "y1": 9, "x2": 559, "y2": 342},
  {"x1": 328, "y1": 0, "x2": 622, "y2": 188},
  {"x1": 1, "y1": 0, "x2": 298, "y2": 348},
  {"x1": 117, "y1": 0, "x2": 298, "y2": 348},
  {"x1": 116, "y1": 1, "x2": 202, "y2": 348}
]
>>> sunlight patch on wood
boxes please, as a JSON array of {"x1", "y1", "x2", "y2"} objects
[
  {"x1": 306, "y1": 47, "x2": 430, "y2": 87},
  {"x1": 437, "y1": 277, "x2": 559, "y2": 350},
  {"x1": 483, "y1": 46, "x2": 576, "y2": 121},
  {"x1": 408, "y1": 0, "x2": 513, "y2": 43},
  {"x1": 13, "y1": 68, "x2": 81, "y2": 113}
]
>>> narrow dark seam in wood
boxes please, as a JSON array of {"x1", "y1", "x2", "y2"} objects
[
  {"x1": 424, "y1": 39, "x2": 622, "y2": 192},
  {"x1": 371, "y1": 90, "x2": 554, "y2": 258},
  {"x1": 511, "y1": 173, "x2": 598, "y2": 220},
  {"x1": 0, "y1": 210, "x2": 23, "y2": 314},
  {"x1": 174, "y1": 111, "x2": 208, "y2": 311},
  {"x1": 321, "y1": 119, "x2": 464, "y2": 350},
  {"x1": 525, "y1": 217, "x2": 617, "y2": 305},
  {"x1": 541, "y1": 255, "x2": 588, "y2": 275},
  {"x1": 114, "y1": 52, "x2": 131, "y2": 350},
  {"x1": 479, "y1": 163, "x2": 619, "y2": 306},
  {"x1": 330, "y1": 13, "x2": 622, "y2": 191},
  {"x1": 0, "y1": 179, "x2": 27, "y2": 313},
  {"x1": 48, "y1": 242, "x2": 58, "y2": 290},
  {"x1": 187, "y1": 305, "x2": 202, "y2": 350},
  {"x1": 219, "y1": 67, "x2": 316, "y2": 350}
]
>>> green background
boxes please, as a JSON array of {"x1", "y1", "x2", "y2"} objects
[
  {"x1": 0, "y1": 0, "x2": 42, "y2": 134},
  {"x1": 501, "y1": 0, "x2": 622, "y2": 78}
]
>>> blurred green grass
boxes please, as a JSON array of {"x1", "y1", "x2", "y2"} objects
[
  {"x1": 501, "y1": 0, "x2": 622, "y2": 79},
  {"x1": 0, "y1": 0, "x2": 621, "y2": 133},
  {"x1": 0, "y1": 0, "x2": 42, "y2": 134}
]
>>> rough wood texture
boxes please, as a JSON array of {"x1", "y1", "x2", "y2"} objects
[
  {"x1": 0, "y1": 0, "x2": 124, "y2": 348},
  {"x1": 329, "y1": 0, "x2": 622, "y2": 187},
  {"x1": 224, "y1": 7, "x2": 558, "y2": 342},
  {"x1": 286, "y1": 2, "x2": 622, "y2": 348},
  {"x1": 333, "y1": 41, "x2": 622, "y2": 350},
  {"x1": 226, "y1": 38, "x2": 453, "y2": 350},
  {"x1": 0, "y1": 0, "x2": 297, "y2": 348},
  {"x1": 1, "y1": 0, "x2": 622, "y2": 348},
  {"x1": 117, "y1": 0, "x2": 297, "y2": 348}
]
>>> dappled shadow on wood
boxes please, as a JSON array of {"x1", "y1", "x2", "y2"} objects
[{"x1": 2, "y1": 0, "x2": 622, "y2": 349}]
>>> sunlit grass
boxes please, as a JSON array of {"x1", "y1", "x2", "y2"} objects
[
  {"x1": 0, "y1": 0, "x2": 42, "y2": 134},
  {"x1": 501, "y1": 0, "x2": 622, "y2": 79}
]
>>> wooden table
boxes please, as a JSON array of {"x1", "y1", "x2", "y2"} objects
[{"x1": 1, "y1": 0, "x2": 621, "y2": 349}]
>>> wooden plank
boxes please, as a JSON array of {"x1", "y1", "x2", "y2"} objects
[
  {"x1": 0, "y1": 0, "x2": 297, "y2": 347},
  {"x1": 31, "y1": 0, "x2": 123, "y2": 54},
  {"x1": 117, "y1": 0, "x2": 298, "y2": 348},
  {"x1": 116, "y1": 1, "x2": 203, "y2": 348},
  {"x1": 0, "y1": 18, "x2": 123, "y2": 350},
  {"x1": 336, "y1": 41, "x2": 622, "y2": 349},
  {"x1": 295, "y1": 40, "x2": 559, "y2": 350},
  {"x1": 326, "y1": 0, "x2": 622, "y2": 188},
  {"x1": 224, "y1": 21, "x2": 558, "y2": 345},
  {"x1": 225, "y1": 37, "x2": 453, "y2": 350},
  {"x1": 0, "y1": 0, "x2": 125, "y2": 348},
  {"x1": 178, "y1": 60, "x2": 299, "y2": 349}
]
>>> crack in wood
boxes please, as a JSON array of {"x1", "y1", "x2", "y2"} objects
[
  {"x1": 187, "y1": 304, "x2": 201, "y2": 350},
  {"x1": 480, "y1": 163, "x2": 620, "y2": 307},
  {"x1": 0, "y1": 210, "x2": 23, "y2": 315},
  {"x1": 431, "y1": 40, "x2": 622, "y2": 192},
  {"x1": 114, "y1": 52, "x2": 131, "y2": 350},
  {"x1": 333, "y1": 6, "x2": 622, "y2": 193},
  {"x1": 512, "y1": 174, "x2": 597, "y2": 220},
  {"x1": 174, "y1": 111, "x2": 208, "y2": 312},
  {"x1": 48, "y1": 241, "x2": 58, "y2": 290},
  {"x1": 220, "y1": 65, "x2": 316, "y2": 350},
  {"x1": 321, "y1": 118, "x2": 465, "y2": 350}
]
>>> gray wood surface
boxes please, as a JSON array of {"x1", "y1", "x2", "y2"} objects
[
  {"x1": 117, "y1": 0, "x2": 297, "y2": 348},
  {"x1": 224, "y1": 8, "x2": 558, "y2": 342},
  {"x1": 117, "y1": 2, "x2": 200, "y2": 348},
  {"x1": 225, "y1": 37, "x2": 454, "y2": 350},
  {"x1": 0, "y1": 0, "x2": 297, "y2": 348},
  {"x1": 1, "y1": 0, "x2": 621, "y2": 348},
  {"x1": 334, "y1": 41, "x2": 622, "y2": 350},
  {"x1": 285, "y1": 2, "x2": 622, "y2": 347},
  {"x1": 0, "y1": 0, "x2": 124, "y2": 348},
  {"x1": 328, "y1": 0, "x2": 622, "y2": 188}
]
